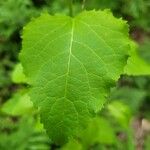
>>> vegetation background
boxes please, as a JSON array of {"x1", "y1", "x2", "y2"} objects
[{"x1": 0, "y1": 0, "x2": 150, "y2": 149}]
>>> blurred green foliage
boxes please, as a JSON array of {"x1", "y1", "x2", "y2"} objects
[
  {"x1": 0, "y1": 116, "x2": 50, "y2": 150},
  {"x1": 0, "y1": 0, "x2": 150, "y2": 149}
]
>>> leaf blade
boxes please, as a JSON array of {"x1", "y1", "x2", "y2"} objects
[{"x1": 20, "y1": 10, "x2": 131, "y2": 144}]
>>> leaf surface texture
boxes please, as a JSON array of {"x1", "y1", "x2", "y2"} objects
[{"x1": 20, "y1": 10, "x2": 130, "y2": 143}]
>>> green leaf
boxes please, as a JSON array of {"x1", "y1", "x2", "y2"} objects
[
  {"x1": 1, "y1": 92, "x2": 33, "y2": 116},
  {"x1": 20, "y1": 10, "x2": 130, "y2": 144},
  {"x1": 0, "y1": 116, "x2": 50, "y2": 150},
  {"x1": 107, "y1": 101, "x2": 132, "y2": 128},
  {"x1": 79, "y1": 117, "x2": 116, "y2": 148},
  {"x1": 124, "y1": 41, "x2": 150, "y2": 75},
  {"x1": 11, "y1": 63, "x2": 27, "y2": 84},
  {"x1": 62, "y1": 139, "x2": 82, "y2": 150}
]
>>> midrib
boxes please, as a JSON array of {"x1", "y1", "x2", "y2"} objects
[{"x1": 64, "y1": 19, "x2": 74, "y2": 97}]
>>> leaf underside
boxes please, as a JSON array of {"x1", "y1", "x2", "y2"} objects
[{"x1": 20, "y1": 10, "x2": 130, "y2": 144}]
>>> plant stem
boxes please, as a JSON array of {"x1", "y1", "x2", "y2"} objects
[
  {"x1": 82, "y1": 0, "x2": 86, "y2": 10},
  {"x1": 69, "y1": 0, "x2": 73, "y2": 17}
]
